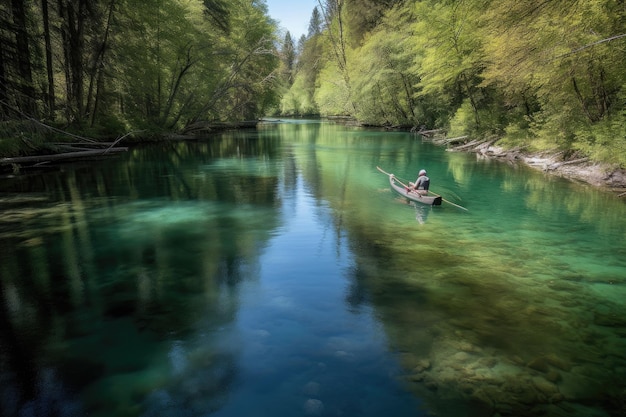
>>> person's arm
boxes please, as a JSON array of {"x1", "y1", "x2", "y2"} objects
[{"x1": 410, "y1": 177, "x2": 419, "y2": 190}]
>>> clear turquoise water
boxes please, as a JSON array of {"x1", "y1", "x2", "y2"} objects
[{"x1": 1, "y1": 120, "x2": 625, "y2": 417}]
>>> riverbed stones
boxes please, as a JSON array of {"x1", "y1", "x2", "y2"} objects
[
  {"x1": 412, "y1": 359, "x2": 431, "y2": 373},
  {"x1": 527, "y1": 356, "x2": 550, "y2": 373},
  {"x1": 303, "y1": 398, "x2": 324, "y2": 416},
  {"x1": 386, "y1": 235, "x2": 626, "y2": 417},
  {"x1": 468, "y1": 388, "x2": 494, "y2": 410},
  {"x1": 594, "y1": 310, "x2": 626, "y2": 327},
  {"x1": 532, "y1": 376, "x2": 559, "y2": 397},
  {"x1": 558, "y1": 368, "x2": 604, "y2": 401},
  {"x1": 302, "y1": 381, "x2": 320, "y2": 396},
  {"x1": 546, "y1": 370, "x2": 561, "y2": 383},
  {"x1": 544, "y1": 354, "x2": 571, "y2": 371}
]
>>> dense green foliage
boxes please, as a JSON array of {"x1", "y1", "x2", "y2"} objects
[
  {"x1": 281, "y1": 0, "x2": 626, "y2": 165},
  {"x1": 2, "y1": 0, "x2": 625, "y2": 165},
  {"x1": 0, "y1": 0, "x2": 279, "y2": 146}
]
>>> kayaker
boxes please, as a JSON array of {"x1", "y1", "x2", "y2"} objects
[{"x1": 409, "y1": 169, "x2": 430, "y2": 194}]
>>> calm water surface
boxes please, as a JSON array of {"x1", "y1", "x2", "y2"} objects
[{"x1": 1, "y1": 120, "x2": 625, "y2": 417}]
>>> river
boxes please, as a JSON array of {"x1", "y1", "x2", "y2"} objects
[{"x1": 1, "y1": 119, "x2": 625, "y2": 417}]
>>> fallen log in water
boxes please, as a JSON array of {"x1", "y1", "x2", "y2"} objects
[
  {"x1": 450, "y1": 139, "x2": 488, "y2": 151},
  {"x1": 1, "y1": 147, "x2": 128, "y2": 166},
  {"x1": 53, "y1": 142, "x2": 118, "y2": 147},
  {"x1": 1, "y1": 131, "x2": 134, "y2": 170},
  {"x1": 414, "y1": 128, "x2": 444, "y2": 138},
  {"x1": 433, "y1": 135, "x2": 468, "y2": 145}
]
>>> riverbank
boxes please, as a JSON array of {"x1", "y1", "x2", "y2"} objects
[
  {"x1": 338, "y1": 119, "x2": 626, "y2": 197},
  {"x1": 0, "y1": 120, "x2": 260, "y2": 174},
  {"x1": 3, "y1": 118, "x2": 625, "y2": 198},
  {"x1": 427, "y1": 135, "x2": 626, "y2": 197}
]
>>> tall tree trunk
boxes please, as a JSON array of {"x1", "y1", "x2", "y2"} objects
[
  {"x1": 57, "y1": 0, "x2": 72, "y2": 121},
  {"x1": 11, "y1": 0, "x2": 36, "y2": 115},
  {"x1": 88, "y1": 0, "x2": 116, "y2": 127},
  {"x1": 58, "y1": 0, "x2": 87, "y2": 124},
  {"x1": 571, "y1": 76, "x2": 594, "y2": 122},
  {"x1": 41, "y1": 0, "x2": 56, "y2": 119},
  {"x1": 318, "y1": 0, "x2": 356, "y2": 114},
  {"x1": 0, "y1": 39, "x2": 8, "y2": 117}
]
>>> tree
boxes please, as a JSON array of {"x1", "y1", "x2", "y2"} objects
[
  {"x1": 40, "y1": 0, "x2": 55, "y2": 119},
  {"x1": 0, "y1": 0, "x2": 36, "y2": 115},
  {"x1": 112, "y1": 0, "x2": 278, "y2": 130},
  {"x1": 344, "y1": 0, "x2": 399, "y2": 46},
  {"x1": 202, "y1": 0, "x2": 230, "y2": 32},
  {"x1": 56, "y1": 0, "x2": 89, "y2": 124},
  {"x1": 348, "y1": 6, "x2": 425, "y2": 125},
  {"x1": 477, "y1": 0, "x2": 626, "y2": 158},
  {"x1": 281, "y1": 32, "x2": 323, "y2": 116},
  {"x1": 411, "y1": 0, "x2": 488, "y2": 130},
  {"x1": 280, "y1": 31, "x2": 296, "y2": 86},
  {"x1": 177, "y1": 0, "x2": 279, "y2": 123},
  {"x1": 316, "y1": 0, "x2": 356, "y2": 115},
  {"x1": 308, "y1": 6, "x2": 322, "y2": 38}
]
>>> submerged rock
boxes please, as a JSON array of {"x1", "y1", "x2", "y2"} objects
[
  {"x1": 303, "y1": 398, "x2": 324, "y2": 416},
  {"x1": 527, "y1": 357, "x2": 550, "y2": 373},
  {"x1": 594, "y1": 311, "x2": 626, "y2": 327},
  {"x1": 544, "y1": 354, "x2": 572, "y2": 371},
  {"x1": 302, "y1": 381, "x2": 320, "y2": 396},
  {"x1": 532, "y1": 376, "x2": 559, "y2": 397}
]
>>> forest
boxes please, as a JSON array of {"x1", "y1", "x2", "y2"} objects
[
  {"x1": 280, "y1": 0, "x2": 626, "y2": 166},
  {"x1": 0, "y1": 0, "x2": 279, "y2": 156},
  {"x1": 1, "y1": 0, "x2": 625, "y2": 166}
]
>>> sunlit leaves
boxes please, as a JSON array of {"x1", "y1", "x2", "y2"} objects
[
  {"x1": 477, "y1": 0, "x2": 626, "y2": 151},
  {"x1": 348, "y1": 7, "x2": 419, "y2": 125},
  {"x1": 314, "y1": 62, "x2": 352, "y2": 116},
  {"x1": 281, "y1": 0, "x2": 625, "y2": 163},
  {"x1": 114, "y1": 0, "x2": 278, "y2": 128}
]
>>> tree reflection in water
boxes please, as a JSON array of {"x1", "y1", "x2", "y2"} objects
[{"x1": 1, "y1": 123, "x2": 625, "y2": 417}]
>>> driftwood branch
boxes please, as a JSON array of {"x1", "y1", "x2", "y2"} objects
[
  {"x1": 435, "y1": 135, "x2": 468, "y2": 145},
  {"x1": 1, "y1": 148, "x2": 127, "y2": 166},
  {"x1": 414, "y1": 128, "x2": 444, "y2": 138},
  {"x1": 0, "y1": 100, "x2": 99, "y2": 143},
  {"x1": 451, "y1": 139, "x2": 488, "y2": 151},
  {"x1": 0, "y1": 130, "x2": 138, "y2": 171},
  {"x1": 545, "y1": 157, "x2": 590, "y2": 171},
  {"x1": 105, "y1": 131, "x2": 135, "y2": 153}
]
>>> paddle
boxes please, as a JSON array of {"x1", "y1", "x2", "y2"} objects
[
  {"x1": 438, "y1": 196, "x2": 468, "y2": 211},
  {"x1": 376, "y1": 166, "x2": 409, "y2": 188},
  {"x1": 377, "y1": 166, "x2": 414, "y2": 194},
  {"x1": 376, "y1": 166, "x2": 469, "y2": 211}
]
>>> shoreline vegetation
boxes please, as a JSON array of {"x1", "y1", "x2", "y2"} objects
[
  {"x1": 418, "y1": 129, "x2": 626, "y2": 198},
  {"x1": 2, "y1": 118, "x2": 625, "y2": 199},
  {"x1": 0, "y1": 120, "x2": 259, "y2": 173},
  {"x1": 1, "y1": 0, "x2": 624, "y2": 198}
]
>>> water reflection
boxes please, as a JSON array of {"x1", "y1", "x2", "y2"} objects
[
  {"x1": 412, "y1": 203, "x2": 431, "y2": 224},
  {"x1": 1, "y1": 122, "x2": 625, "y2": 417},
  {"x1": 0, "y1": 134, "x2": 284, "y2": 416}
]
